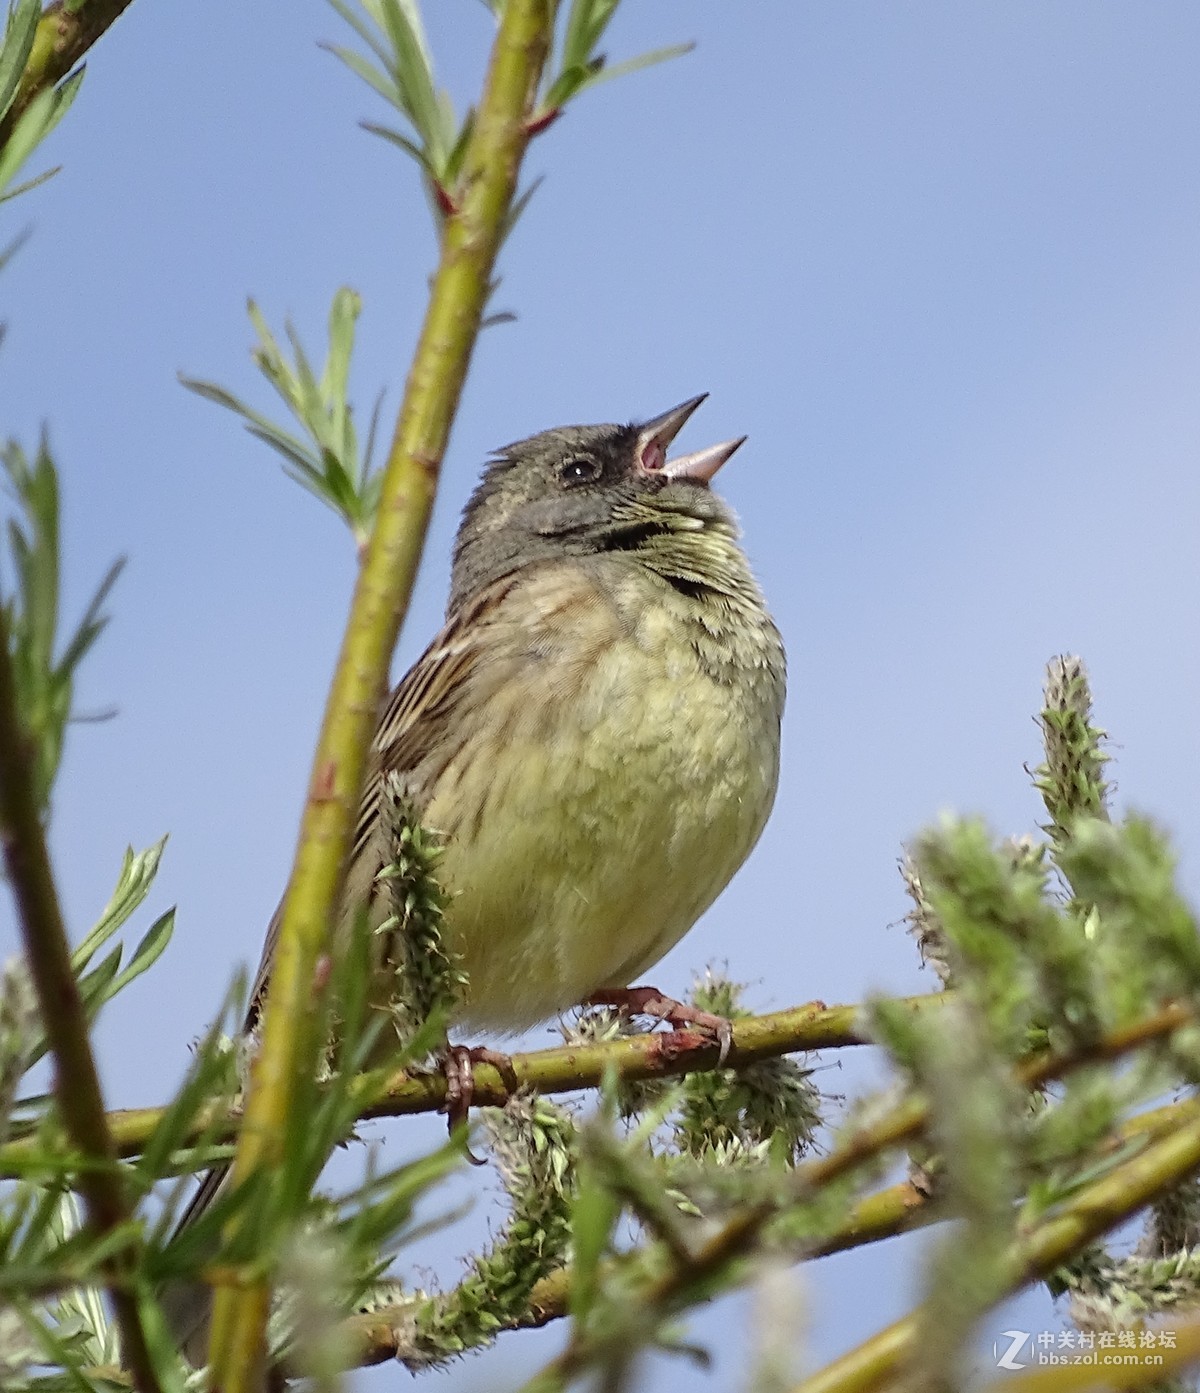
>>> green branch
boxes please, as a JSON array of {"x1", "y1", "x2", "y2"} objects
[
  {"x1": 0, "y1": 997, "x2": 879, "y2": 1178},
  {"x1": 206, "y1": 3, "x2": 556, "y2": 1384},
  {"x1": 0, "y1": 606, "x2": 161, "y2": 1393},
  {"x1": 793, "y1": 1104, "x2": 1200, "y2": 1393},
  {"x1": 336, "y1": 1096, "x2": 1200, "y2": 1370},
  {"x1": 0, "y1": 0, "x2": 135, "y2": 147},
  {"x1": 518, "y1": 1001, "x2": 1196, "y2": 1391}
]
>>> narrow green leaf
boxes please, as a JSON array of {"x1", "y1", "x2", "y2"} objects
[
  {"x1": 108, "y1": 908, "x2": 175, "y2": 997},
  {"x1": 326, "y1": 0, "x2": 398, "y2": 75},
  {"x1": 324, "y1": 41, "x2": 404, "y2": 112},
  {"x1": 71, "y1": 838, "x2": 167, "y2": 973},
  {"x1": 543, "y1": 63, "x2": 589, "y2": 111},
  {"x1": 55, "y1": 555, "x2": 124, "y2": 680},
  {"x1": 377, "y1": 0, "x2": 446, "y2": 165},
  {"x1": 245, "y1": 426, "x2": 326, "y2": 488},
  {"x1": 0, "y1": 161, "x2": 60, "y2": 206},
  {"x1": 559, "y1": 0, "x2": 596, "y2": 73},
  {"x1": 573, "y1": 42, "x2": 695, "y2": 97},
  {"x1": 580, "y1": 0, "x2": 621, "y2": 57},
  {"x1": 500, "y1": 173, "x2": 544, "y2": 249},
  {"x1": 359, "y1": 119, "x2": 438, "y2": 179},
  {"x1": 181, "y1": 376, "x2": 323, "y2": 484},
  {"x1": 0, "y1": 0, "x2": 41, "y2": 117},
  {"x1": 442, "y1": 107, "x2": 475, "y2": 186},
  {"x1": 0, "y1": 69, "x2": 82, "y2": 199},
  {"x1": 0, "y1": 226, "x2": 30, "y2": 271},
  {"x1": 322, "y1": 287, "x2": 361, "y2": 424},
  {"x1": 284, "y1": 322, "x2": 328, "y2": 448},
  {"x1": 569, "y1": 1159, "x2": 618, "y2": 1321},
  {"x1": 40, "y1": 64, "x2": 83, "y2": 140}
]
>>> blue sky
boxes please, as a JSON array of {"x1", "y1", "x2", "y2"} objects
[{"x1": 4, "y1": 2, "x2": 1200, "y2": 1387}]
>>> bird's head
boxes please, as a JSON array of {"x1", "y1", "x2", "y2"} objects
[{"x1": 450, "y1": 395, "x2": 746, "y2": 610}]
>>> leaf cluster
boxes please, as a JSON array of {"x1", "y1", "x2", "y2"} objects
[
  {"x1": 0, "y1": 0, "x2": 82, "y2": 204},
  {"x1": 180, "y1": 293, "x2": 382, "y2": 552},
  {"x1": 180, "y1": 1, "x2": 694, "y2": 547},
  {"x1": 2, "y1": 437, "x2": 123, "y2": 814}
]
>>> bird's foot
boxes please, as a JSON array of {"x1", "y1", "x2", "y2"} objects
[
  {"x1": 442, "y1": 1044, "x2": 519, "y2": 1165},
  {"x1": 583, "y1": 986, "x2": 734, "y2": 1066}
]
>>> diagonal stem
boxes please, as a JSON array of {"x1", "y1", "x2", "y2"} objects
[
  {"x1": 517, "y1": 1002, "x2": 1196, "y2": 1392},
  {"x1": 793, "y1": 1107, "x2": 1200, "y2": 1393},
  {"x1": 205, "y1": 3, "x2": 556, "y2": 1385},
  {"x1": 0, "y1": 606, "x2": 161, "y2": 1391},
  {"x1": 0, "y1": 0, "x2": 137, "y2": 147}
]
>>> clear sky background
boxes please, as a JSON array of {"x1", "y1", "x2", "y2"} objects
[{"x1": 4, "y1": 2, "x2": 1200, "y2": 1387}]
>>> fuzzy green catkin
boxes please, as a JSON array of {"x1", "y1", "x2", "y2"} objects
[
  {"x1": 746, "y1": 1262, "x2": 805, "y2": 1393},
  {"x1": 0, "y1": 958, "x2": 36, "y2": 1146},
  {"x1": 404, "y1": 1095, "x2": 576, "y2": 1367},
  {"x1": 901, "y1": 853, "x2": 954, "y2": 987},
  {"x1": 1150, "y1": 1183, "x2": 1200, "y2": 1258},
  {"x1": 673, "y1": 973, "x2": 822, "y2": 1167},
  {"x1": 913, "y1": 818, "x2": 1071, "y2": 1050},
  {"x1": 1058, "y1": 816, "x2": 1200, "y2": 1005},
  {"x1": 562, "y1": 1005, "x2": 671, "y2": 1119},
  {"x1": 1035, "y1": 654, "x2": 1111, "y2": 845},
  {"x1": 274, "y1": 1223, "x2": 357, "y2": 1387},
  {"x1": 912, "y1": 997, "x2": 1022, "y2": 1392},
  {"x1": 375, "y1": 772, "x2": 466, "y2": 1044},
  {"x1": 1064, "y1": 1246, "x2": 1200, "y2": 1330}
]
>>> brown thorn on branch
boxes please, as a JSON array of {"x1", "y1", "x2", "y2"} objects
[{"x1": 525, "y1": 106, "x2": 562, "y2": 136}]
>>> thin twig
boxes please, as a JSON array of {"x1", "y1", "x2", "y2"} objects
[
  {"x1": 0, "y1": 0, "x2": 137, "y2": 147},
  {"x1": 519, "y1": 1002, "x2": 1195, "y2": 1391},
  {"x1": 0, "y1": 607, "x2": 161, "y2": 1393},
  {"x1": 341, "y1": 1094, "x2": 1200, "y2": 1371},
  {"x1": 206, "y1": 4, "x2": 556, "y2": 1384},
  {"x1": 793, "y1": 1112, "x2": 1200, "y2": 1393}
]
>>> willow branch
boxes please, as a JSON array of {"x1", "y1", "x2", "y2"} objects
[
  {"x1": 0, "y1": 997, "x2": 1184, "y2": 1183},
  {"x1": 794, "y1": 1105, "x2": 1200, "y2": 1393},
  {"x1": 339, "y1": 1178, "x2": 936, "y2": 1369},
  {"x1": 0, "y1": 997, "x2": 879, "y2": 1178},
  {"x1": 0, "y1": 608, "x2": 160, "y2": 1392},
  {"x1": 344, "y1": 1059, "x2": 1200, "y2": 1371},
  {"x1": 206, "y1": 4, "x2": 555, "y2": 1384},
  {"x1": 0, "y1": 0, "x2": 136, "y2": 146},
  {"x1": 521, "y1": 1002, "x2": 1195, "y2": 1392}
]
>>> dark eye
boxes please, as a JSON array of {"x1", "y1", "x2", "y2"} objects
[{"x1": 558, "y1": 454, "x2": 602, "y2": 486}]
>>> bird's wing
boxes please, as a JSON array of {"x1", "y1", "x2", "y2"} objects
[
  {"x1": 169, "y1": 561, "x2": 619, "y2": 1292},
  {"x1": 242, "y1": 573, "x2": 525, "y2": 1029}
]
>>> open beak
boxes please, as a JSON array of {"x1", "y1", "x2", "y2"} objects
[{"x1": 635, "y1": 394, "x2": 747, "y2": 484}]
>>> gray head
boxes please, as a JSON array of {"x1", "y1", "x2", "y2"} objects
[{"x1": 449, "y1": 395, "x2": 747, "y2": 612}]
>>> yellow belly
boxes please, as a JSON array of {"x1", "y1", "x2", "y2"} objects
[{"x1": 426, "y1": 624, "x2": 782, "y2": 1032}]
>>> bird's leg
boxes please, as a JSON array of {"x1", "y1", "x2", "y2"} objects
[
  {"x1": 441, "y1": 1044, "x2": 519, "y2": 1165},
  {"x1": 584, "y1": 986, "x2": 734, "y2": 1066}
]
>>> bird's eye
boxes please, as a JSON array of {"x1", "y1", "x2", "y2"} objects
[{"x1": 558, "y1": 455, "x2": 602, "y2": 486}]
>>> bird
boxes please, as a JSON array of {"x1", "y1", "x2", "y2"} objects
[
  {"x1": 165, "y1": 393, "x2": 785, "y2": 1358},
  {"x1": 257, "y1": 392, "x2": 783, "y2": 1041}
]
